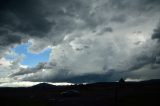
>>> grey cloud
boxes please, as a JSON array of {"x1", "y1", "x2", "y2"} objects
[
  {"x1": 0, "y1": 29, "x2": 22, "y2": 46},
  {"x1": 0, "y1": 0, "x2": 52, "y2": 36},
  {"x1": 24, "y1": 0, "x2": 95, "y2": 53},
  {"x1": 110, "y1": 14, "x2": 127, "y2": 23},
  {"x1": 27, "y1": 38, "x2": 52, "y2": 54},
  {"x1": 10, "y1": 62, "x2": 47, "y2": 77},
  {"x1": 97, "y1": 27, "x2": 113, "y2": 35},
  {"x1": 128, "y1": 55, "x2": 156, "y2": 71},
  {"x1": 0, "y1": 0, "x2": 160, "y2": 48},
  {"x1": 156, "y1": 56, "x2": 160, "y2": 64},
  {"x1": 9, "y1": 54, "x2": 25, "y2": 69},
  {"x1": 106, "y1": 0, "x2": 160, "y2": 25},
  {"x1": 152, "y1": 22, "x2": 160, "y2": 41},
  {"x1": 151, "y1": 22, "x2": 160, "y2": 65},
  {"x1": 103, "y1": 27, "x2": 113, "y2": 33},
  {"x1": 108, "y1": 0, "x2": 160, "y2": 12},
  {"x1": 10, "y1": 68, "x2": 33, "y2": 77},
  {"x1": 105, "y1": 27, "x2": 113, "y2": 32},
  {"x1": 1, "y1": 0, "x2": 160, "y2": 53},
  {"x1": 19, "y1": 68, "x2": 116, "y2": 83},
  {"x1": 130, "y1": 64, "x2": 160, "y2": 80},
  {"x1": 38, "y1": 71, "x2": 115, "y2": 83}
]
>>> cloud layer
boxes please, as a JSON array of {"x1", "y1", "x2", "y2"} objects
[{"x1": 0, "y1": 0, "x2": 160, "y2": 83}]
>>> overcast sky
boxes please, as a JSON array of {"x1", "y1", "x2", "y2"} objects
[{"x1": 0, "y1": 0, "x2": 160, "y2": 85}]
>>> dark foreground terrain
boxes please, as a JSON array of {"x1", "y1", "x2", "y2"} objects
[{"x1": 0, "y1": 79, "x2": 160, "y2": 106}]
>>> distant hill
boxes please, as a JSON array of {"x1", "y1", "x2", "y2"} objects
[{"x1": 31, "y1": 83, "x2": 57, "y2": 89}]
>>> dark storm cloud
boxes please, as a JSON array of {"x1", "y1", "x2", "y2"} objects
[
  {"x1": 0, "y1": 0, "x2": 160, "y2": 48},
  {"x1": 129, "y1": 55, "x2": 156, "y2": 71},
  {"x1": 21, "y1": 69, "x2": 117, "y2": 83},
  {"x1": 156, "y1": 56, "x2": 160, "y2": 64},
  {"x1": 46, "y1": 72, "x2": 114, "y2": 83},
  {"x1": 25, "y1": 0, "x2": 96, "y2": 52},
  {"x1": 0, "y1": 29, "x2": 22, "y2": 46},
  {"x1": 151, "y1": 22, "x2": 160, "y2": 65},
  {"x1": 152, "y1": 23, "x2": 160, "y2": 41},
  {"x1": 50, "y1": 69, "x2": 126, "y2": 83},
  {"x1": 0, "y1": 0, "x2": 52, "y2": 47}
]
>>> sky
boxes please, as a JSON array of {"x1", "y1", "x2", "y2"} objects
[
  {"x1": 11, "y1": 43, "x2": 51, "y2": 67},
  {"x1": 0, "y1": 0, "x2": 160, "y2": 86}
]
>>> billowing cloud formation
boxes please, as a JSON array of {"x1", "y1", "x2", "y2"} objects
[{"x1": 0, "y1": 0, "x2": 160, "y2": 83}]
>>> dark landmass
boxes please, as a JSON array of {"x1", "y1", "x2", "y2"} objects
[{"x1": 0, "y1": 79, "x2": 160, "y2": 106}]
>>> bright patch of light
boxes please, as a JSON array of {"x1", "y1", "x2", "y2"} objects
[
  {"x1": 48, "y1": 82, "x2": 74, "y2": 86},
  {"x1": 130, "y1": 32, "x2": 149, "y2": 45},
  {"x1": 0, "y1": 81, "x2": 74, "y2": 87},
  {"x1": 0, "y1": 81, "x2": 39, "y2": 87},
  {"x1": 125, "y1": 78, "x2": 142, "y2": 82}
]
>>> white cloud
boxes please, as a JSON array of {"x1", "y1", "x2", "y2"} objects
[{"x1": 0, "y1": 57, "x2": 11, "y2": 67}]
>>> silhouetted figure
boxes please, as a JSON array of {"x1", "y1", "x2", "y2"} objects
[
  {"x1": 119, "y1": 78, "x2": 125, "y2": 88},
  {"x1": 115, "y1": 78, "x2": 125, "y2": 106},
  {"x1": 119, "y1": 78, "x2": 125, "y2": 84}
]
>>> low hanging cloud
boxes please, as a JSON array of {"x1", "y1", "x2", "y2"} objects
[{"x1": 1, "y1": 0, "x2": 160, "y2": 83}]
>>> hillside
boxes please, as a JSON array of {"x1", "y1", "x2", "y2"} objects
[{"x1": 0, "y1": 80, "x2": 160, "y2": 106}]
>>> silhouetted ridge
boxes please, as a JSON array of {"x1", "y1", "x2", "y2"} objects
[
  {"x1": 32, "y1": 83, "x2": 56, "y2": 89},
  {"x1": 144, "y1": 79, "x2": 160, "y2": 83},
  {"x1": 140, "y1": 79, "x2": 160, "y2": 84}
]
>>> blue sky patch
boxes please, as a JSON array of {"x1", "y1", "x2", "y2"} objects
[{"x1": 11, "y1": 43, "x2": 51, "y2": 67}]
